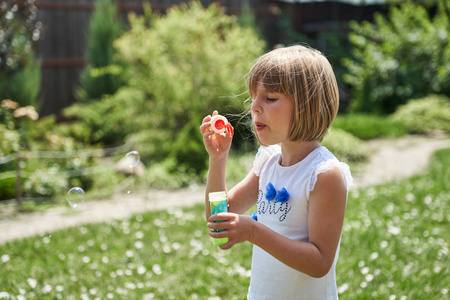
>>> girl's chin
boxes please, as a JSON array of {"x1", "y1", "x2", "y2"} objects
[{"x1": 256, "y1": 135, "x2": 278, "y2": 146}]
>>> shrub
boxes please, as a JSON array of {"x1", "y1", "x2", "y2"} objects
[
  {"x1": 68, "y1": 1, "x2": 265, "y2": 175},
  {"x1": 0, "y1": 56, "x2": 41, "y2": 108},
  {"x1": 65, "y1": 88, "x2": 147, "y2": 145},
  {"x1": 138, "y1": 158, "x2": 199, "y2": 190},
  {"x1": 0, "y1": 112, "x2": 101, "y2": 200},
  {"x1": 333, "y1": 113, "x2": 407, "y2": 140},
  {"x1": 0, "y1": 125, "x2": 20, "y2": 159},
  {"x1": 390, "y1": 94, "x2": 450, "y2": 134},
  {"x1": 343, "y1": 0, "x2": 450, "y2": 114},
  {"x1": 168, "y1": 120, "x2": 207, "y2": 175},
  {"x1": 22, "y1": 131, "x2": 98, "y2": 199},
  {"x1": 322, "y1": 128, "x2": 368, "y2": 162},
  {"x1": 0, "y1": 99, "x2": 41, "y2": 200},
  {"x1": 0, "y1": 124, "x2": 20, "y2": 200}
]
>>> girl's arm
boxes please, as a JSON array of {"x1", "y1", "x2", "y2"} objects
[
  {"x1": 226, "y1": 169, "x2": 259, "y2": 215},
  {"x1": 201, "y1": 111, "x2": 259, "y2": 219},
  {"x1": 208, "y1": 166, "x2": 347, "y2": 278},
  {"x1": 205, "y1": 161, "x2": 259, "y2": 218},
  {"x1": 200, "y1": 112, "x2": 231, "y2": 220}
]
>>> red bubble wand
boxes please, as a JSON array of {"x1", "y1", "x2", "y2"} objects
[{"x1": 210, "y1": 115, "x2": 234, "y2": 137}]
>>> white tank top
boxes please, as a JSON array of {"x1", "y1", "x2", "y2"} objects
[{"x1": 248, "y1": 145, "x2": 353, "y2": 300}]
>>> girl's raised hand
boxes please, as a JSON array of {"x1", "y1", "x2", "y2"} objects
[{"x1": 199, "y1": 110, "x2": 234, "y2": 159}]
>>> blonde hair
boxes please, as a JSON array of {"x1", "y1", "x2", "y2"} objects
[{"x1": 247, "y1": 45, "x2": 339, "y2": 143}]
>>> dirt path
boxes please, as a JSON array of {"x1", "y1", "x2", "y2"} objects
[{"x1": 0, "y1": 135, "x2": 449, "y2": 245}]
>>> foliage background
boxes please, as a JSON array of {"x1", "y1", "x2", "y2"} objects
[
  {"x1": 65, "y1": 2, "x2": 265, "y2": 176},
  {"x1": 1, "y1": 0, "x2": 449, "y2": 203},
  {"x1": 343, "y1": 0, "x2": 450, "y2": 114},
  {"x1": 0, "y1": 1, "x2": 449, "y2": 299}
]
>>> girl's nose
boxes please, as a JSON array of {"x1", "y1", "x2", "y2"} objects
[{"x1": 251, "y1": 97, "x2": 262, "y2": 115}]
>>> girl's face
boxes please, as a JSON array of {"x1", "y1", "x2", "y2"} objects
[{"x1": 251, "y1": 81, "x2": 294, "y2": 146}]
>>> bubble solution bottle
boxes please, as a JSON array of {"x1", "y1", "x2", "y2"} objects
[{"x1": 208, "y1": 191, "x2": 229, "y2": 246}]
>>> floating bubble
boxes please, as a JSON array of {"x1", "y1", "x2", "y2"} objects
[
  {"x1": 67, "y1": 187, "x2": 85, "y2": 208},
  {"x1": 125, "y1": 151, "x2": 140, "y2": 168}
]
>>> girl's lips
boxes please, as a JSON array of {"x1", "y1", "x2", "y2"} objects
[{"x1": 254, "y1": 122, "x2": 266, "y2": 131}]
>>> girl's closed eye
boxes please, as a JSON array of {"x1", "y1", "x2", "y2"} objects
[{"x1": 266, "y1": 93, "x2": 281, "y2": 101}]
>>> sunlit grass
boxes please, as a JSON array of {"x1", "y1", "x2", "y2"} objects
[
  {"x1": 338, "y1": 148, "x2": 449, "y2": 299},
  {"x1": 0, "y1": 148, "x2": 448, "y2": 299},
  {"x1": 0, "y1": 207, "x2": 252, "y2": 299},
  {"x1": 333, "y1": 113, "x2": 407, "y2": 140}
]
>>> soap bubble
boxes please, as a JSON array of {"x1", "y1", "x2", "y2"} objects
[
  {"x1": 67, "y1": 187, "x2": 85, "y2": 208},
  {"x1": 125, "y1": 151, "x2": 140, "y2": 168}
]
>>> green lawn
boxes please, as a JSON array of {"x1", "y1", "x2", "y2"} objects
[{"x1": 0, "y1": 149, "x2": 448, "y2": 299}]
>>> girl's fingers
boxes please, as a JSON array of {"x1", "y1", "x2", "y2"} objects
[
  {"x1": 208, "y1": 229, "x2": 228, "y2": 238},
  {"x1": 219, "y1": 241, "x2": 233, "y2": 250},
  {"x1": 202, "y1": 115, "x2": 211, "y2": 123},
  {"x1": 199, "y1": 122, "x2": 213, "y2": 135},
  {"x1": 207, "y1": 221, "x2": 229, "y2": 230},
  {"x1": 208, "y1": 213, "x2": 233, "y2": 222},
  {"x1": 208, "y1": 231, "x2": 234, "y2": 250}
]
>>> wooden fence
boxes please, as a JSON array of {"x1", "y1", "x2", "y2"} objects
[{"x1": 34, "y1": 0, "x2": 273, "y2": 117}]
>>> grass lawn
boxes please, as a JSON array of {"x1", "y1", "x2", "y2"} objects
[{"x1": 0, "y1": 148, "x2": 448, "y2": 299}]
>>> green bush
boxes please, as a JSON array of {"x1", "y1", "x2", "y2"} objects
[
  {"x1": 76, "y1": 0, "x2": 124, "y2": 102},
  {"x1": 65, "y1": 88, "x2": 147, "y2": 145},
  {"x1": 333, "y1": 113, "x2": 407, "y2": 140},
  {"x1": 0, "y1": 56, "x2": 41, "y2": 109},
  {"x1": 168, "y1": 120, "x2": 207, "y2": 175},
  {"x1": 0, "y1": 124, "x2": 20, "y2": 200},
  {"x1": 0, "y1": 99, "x2": 42, "y2": 200},
  {"x1": 67, "y1": 1, "x2": 265, "y2": 176},
  {"x1": 137, "y1": 158, "x2": 199, "y2": 190},
  {"x1": 343, "y1": 0, "x2": 450, "y2": 114},
  {"x1": 390, "y1": 94, "x2": 450, "y2": 134},
  {"x1": 23, "y1": 167, "x2": 68, "y2": 198},
  {"x1": 22, "y1": 130, "x2": 98, "y2": 198},
  {"x1": 0, "y1": 125, "x2": 19, "y2": 159},
  {"x1": 322, "y1": 128, "x2": 368, "y2": 162},
  {"x1": 0, "y1": 101, "x2": 98, "y2": 200}
]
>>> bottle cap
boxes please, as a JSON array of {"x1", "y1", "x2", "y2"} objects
[{"x1": 208, "y1": 191, "x2": 227, "y2": 202}]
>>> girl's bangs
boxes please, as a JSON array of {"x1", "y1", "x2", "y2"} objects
[{"x1": 248, "y1": 61, "x2": 288, "y2": 96}]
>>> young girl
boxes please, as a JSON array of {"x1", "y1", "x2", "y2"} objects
[{"x1": 199, "y1": 45, "x2": 353, "y2": 299}]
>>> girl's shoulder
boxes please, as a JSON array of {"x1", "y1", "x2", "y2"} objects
[
  {"x1": 309, "y1": 147, "x2": 353, "y2": 191},
  {"x1": 252, "y1": 145, "x2": 281, "y2": 176}
]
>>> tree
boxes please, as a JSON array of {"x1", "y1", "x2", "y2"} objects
[{"x1": 76, "y1": 0, "x2": 124, "y2": 102}]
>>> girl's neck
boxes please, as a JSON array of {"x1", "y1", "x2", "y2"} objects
[{"x1": 279, "y1": 140, "x2": 320, "y2": 167}]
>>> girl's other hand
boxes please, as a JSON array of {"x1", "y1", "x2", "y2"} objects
[
  {"x1": 207, "y1": 213, "x2": 255, "y2": 250},
  {"x1": 199, "y1": 110, "x2": 233, "y2": 159}
]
